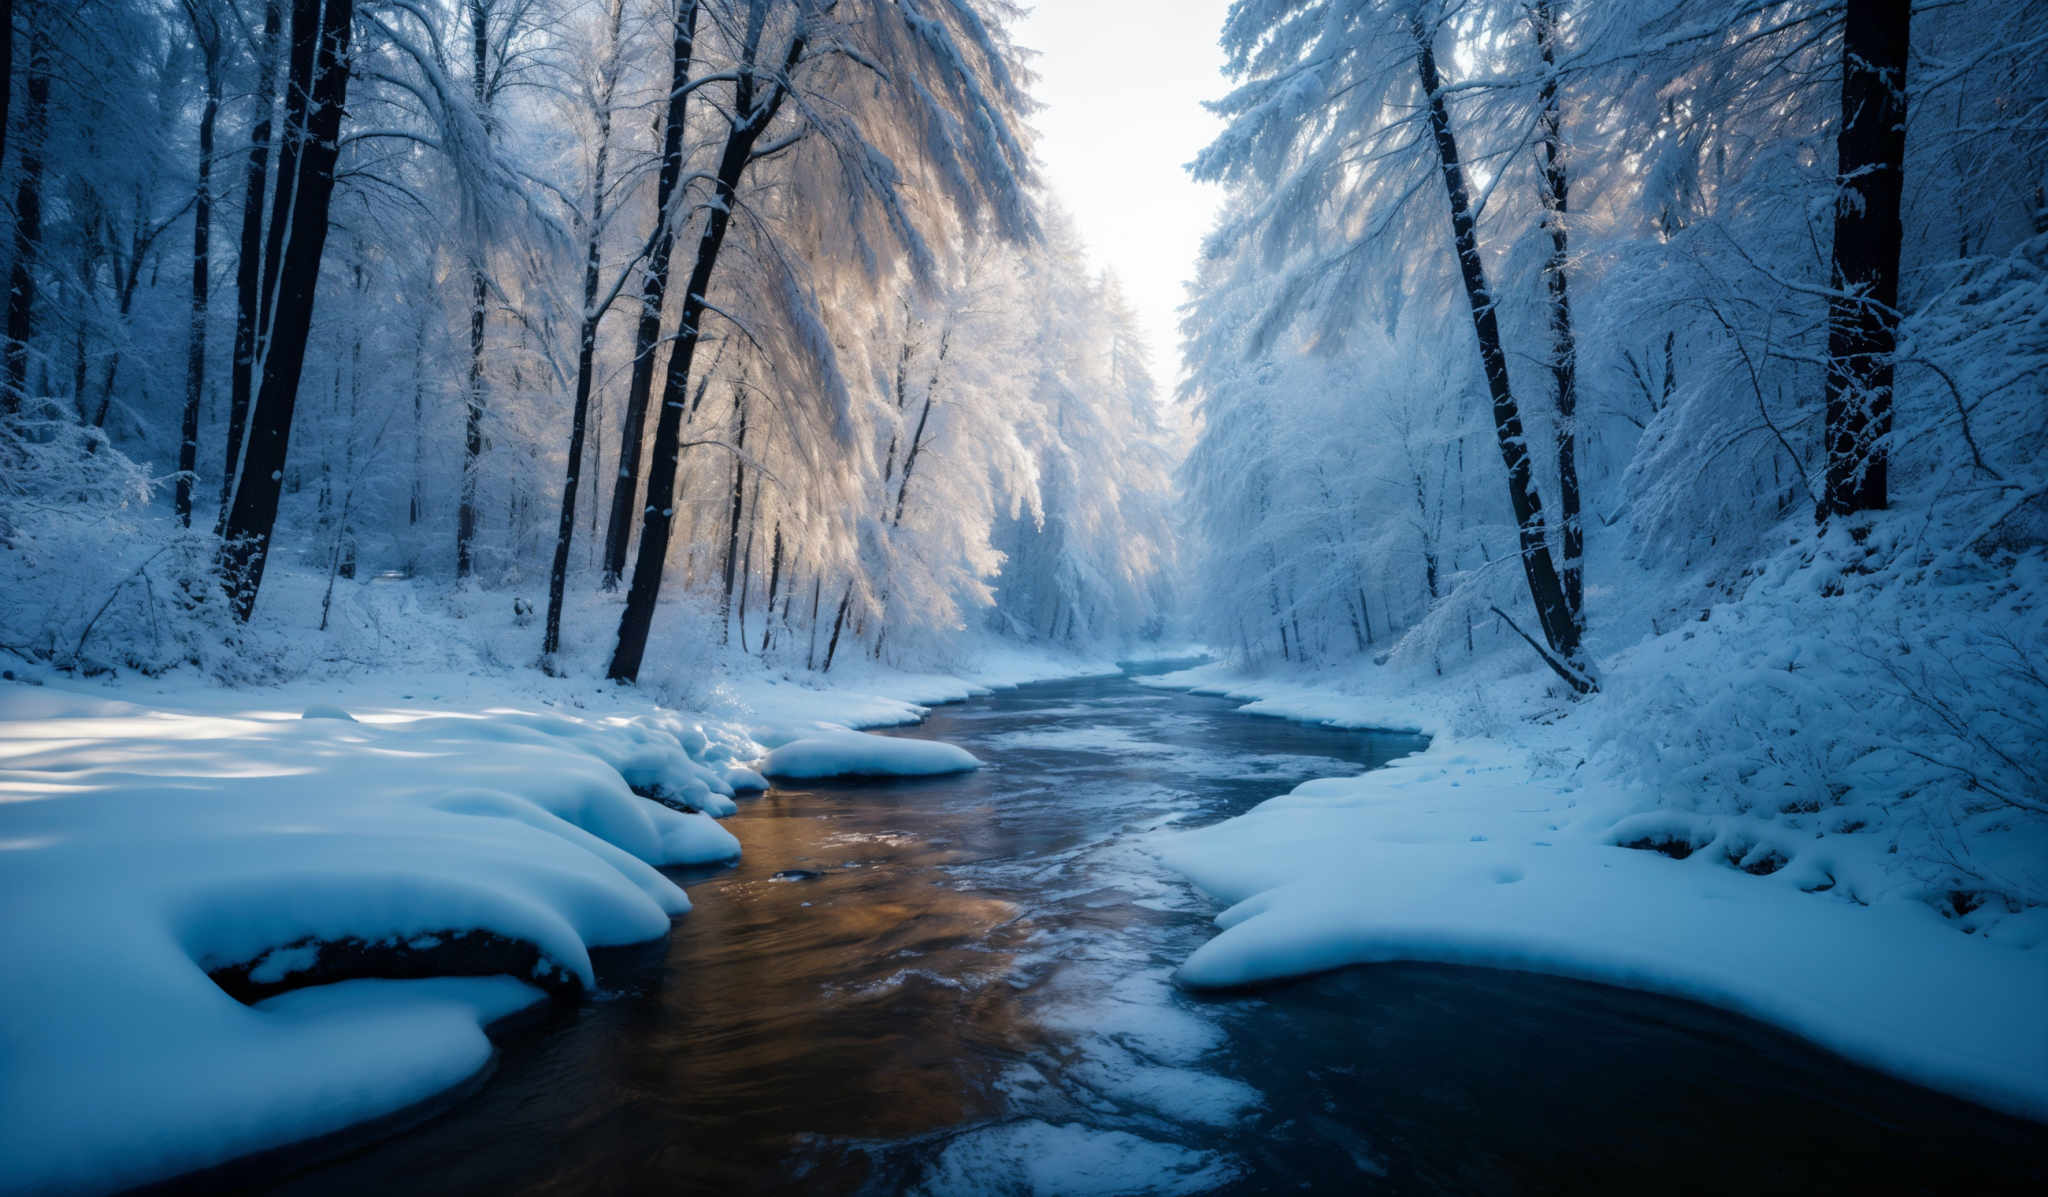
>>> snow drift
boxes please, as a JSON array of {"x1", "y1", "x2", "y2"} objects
[
  {"x1": 1151, "y1": 716, "x2": 2048, "y2": 1124},
  {"x1": 762, "y1": 727, "x2": 982, "y2": 779},
  {"x1": 0, "y1": 684, "x2": 750, "y2": 1195}
]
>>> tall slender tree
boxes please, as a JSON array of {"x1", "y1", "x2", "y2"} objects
[
  {"x1": 543, "y1": 0, "x2": 629, "y2": 659},
  {"x1": 216, "y1": 0, "x2": 355, "y2": 619},
  {"x1": 220, "y1": 0, "x2": 282, "y2": 525},
  {"x1": 600, "y1": 0, "x2": 700, "y2": 589},
  {"x1": 610, "y1": 3, "x2": 800, "y2": 681},
  {"x1": 1820, "y1": 0, "x2": 1909, "y2": 522},
  {"x1": 177, "y1": 4, "x2": 225, "y2": 525},
  {"x1": 4, "y1": 21, "x2": 50, "y2": 414},
  {"x1": 1411, "y1": 15, "x2": 1585, "y2": 685}
]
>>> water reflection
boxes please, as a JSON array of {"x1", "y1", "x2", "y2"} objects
[{"x1": 273, "y1": 670, "x2": 2043, "y2": 1195}]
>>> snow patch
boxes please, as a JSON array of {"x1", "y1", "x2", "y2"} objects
[{"x1": 763, "y1": 728, "x2": 981, "y2": 779}]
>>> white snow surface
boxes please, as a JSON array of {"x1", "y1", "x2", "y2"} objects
[
  {"x1": 763, "y1": 728, "x2": 982, "y2": 779},
  {"x1": 1145, "y1": 662, "x2": 2048, "y2": 1124},
  {"x1": 0, "y1": 682, "x2": 754, "y2": 1194}
]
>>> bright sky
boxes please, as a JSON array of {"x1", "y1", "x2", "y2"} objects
[{"x1": 1013, "y1": 0, "x2": 1236, "y2": 389}]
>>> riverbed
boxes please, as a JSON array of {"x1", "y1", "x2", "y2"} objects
[{"x1": 274, "y1": 665, "x2": 2046, "y2": 1194}]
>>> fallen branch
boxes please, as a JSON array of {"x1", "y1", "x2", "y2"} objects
[{"x1": 1490, "y1": 604, "x2": 1599, "y2": 695}]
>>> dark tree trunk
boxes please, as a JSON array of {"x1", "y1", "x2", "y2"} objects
[
  {"x1": 1413, "y1": 21, "x2": 1589, "y2": 690},
  {"x1": 457, "y1": 265, "x2": 486, "y2": 576},
  {"x1": 1820, "y1": 0, "x2": 1909, "y2": 522},
  {"x1": 543, "y1": 0, "x2": 624, "y2": 660},
  {"x1": 609, "y1": 23, "x2": 801, "y2": 683},
  {"x1": 821, "y1": 585, "x2": 851, "y2": 673},
  {"x1": 221, "y1": 0, "x2": 282, "y2": 525},
  {"x1": 891, "y1": 328, "x2": 949, "y2": 526},
  {"x1": 600, "y1": 0, "x2": 700, "y2": 589},
  {"x1": 735, "y1": 480, "x2": 756, "y2": 648},
  {"x1": 1532, "y1": 0, "x2": 1583, "y2": 631},
  {"x1": 0, "y1": 0, "x2": 12, "y2": 177},
  {"x1": 457, "y1": 0, "x2": 492, "y2": 579},
  {"x1": 178, "y1": 60, "x2": 220, "y2": 525},
  {"x1": 3, "y1": 24, "x2": 49, "y2": 414},
  {"x1": 719, "y1": 387, "x2": 748, "y2": 642},
  {"x1": 216, "y1": 0, "x2": 353, "y2": 621},
  {"x1": 760, "y1": 522, "x2": 783, "y2": 653}
]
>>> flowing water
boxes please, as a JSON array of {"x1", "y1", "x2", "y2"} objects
[{"x1": 275, "y1": 664, "x2": 2045, "y2": 1195}]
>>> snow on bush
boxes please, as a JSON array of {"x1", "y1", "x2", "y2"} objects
[
  {"x1": 1594, "y1": 520, "x2": 2048, "y2": 918},
  {"x1": 0, "y1": 417, "x2": 241, "y2": 678},
  {"x1": 0, "y1": 683, "x2": 743, "y2": 1194}
]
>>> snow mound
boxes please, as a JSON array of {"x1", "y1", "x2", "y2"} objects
[
  {"x1": 0, "y1": 682, "x2": 744, "y2": 1194},
  {"x1": 762, "y1": 728, "x2": 981, "y2": 779},
  {"x1": 1155, "y1": 737, "x2": 2048, "y2": 1123}
]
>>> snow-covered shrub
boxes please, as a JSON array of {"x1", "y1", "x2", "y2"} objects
[
  {"x1": 0, "y1": 414, "x2": 240, "y2": 676},
  {"x1": 1595, "y1": 520, "x2": 2048, "y2": 909}
]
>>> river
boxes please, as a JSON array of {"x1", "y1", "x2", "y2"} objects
[{"x1": 275, "y1": 664, "x2": 2045, "y2": 1194}]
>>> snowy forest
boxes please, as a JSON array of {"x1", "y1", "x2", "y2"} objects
[
  {"x1": 0, "y1": 0, "x2": 1176, "y2": 691},
  {"x1": 1176, "y1": 0, "x2": 2047, "y2": 916},
  {"x1": 4, "y1": 0, "x2": 2047, "y2": 1193}
]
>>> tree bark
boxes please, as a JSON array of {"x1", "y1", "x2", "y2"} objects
[
  {"x1": 600, "y1": 0, "x2": 700, "y2": 589},
  {"x1": 608, "y1": 22, "x2": 802, "y2": 683},
  {"x1": 0, "y1": 0, "x2": 12, "y2": 179},
  {"x1": 1819, "y1": 0, "x2": 1909, "y2": 522},
  {"x1": 760, "y1": 521, "x2": 783, "y2": 653},
  {"x1": 543, "y1": 0, "x2": 625, "y2": 659},
  {"x1": 4, "y1": 24, "x2": 50, "y2": 414},
  {"x1": 719, "y1": 386, "x2": 748, "y2": 642},
  {"x1": 456, "y1": 0, "x2": 492, "y2": 578},
  {"x1": 1412, "y1": 21, "x2": 1589, "y2": 688},
  {"x1": 216, "y1": 0, "x2": 353, "y2": 621},
  {"x1": 1532, "y1": 0, "x2": 1584, "y2": 632},
  {"x1": 178, "y1": 51, "x2": 220, "y2": 525},
  {"x1": 891, "y1": 326, "x2": 949, "y2": 526},
  {"x1": 221, "y1": 0, "x2": 283, "y2": 525},
  {"x1": 821, "y1": 584, "x2": 851, "y2": 673}
]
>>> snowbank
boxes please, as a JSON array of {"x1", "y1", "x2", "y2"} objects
[
  {"x1": 763, "y1": 728, "x2": 982, "y2": 779},
  {"x1": 0, "y1": 683, "x2": 746, "y2": 1195},
  {"x1": 1148, "y1": 676, "x2": 2048, "y2": 1124}
]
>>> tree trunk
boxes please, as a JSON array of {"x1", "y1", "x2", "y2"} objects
[
  {"x1": 543, "y1": 0, "x2": 624, "y2": 660},
  {"x1": 821, "y1": 585, "x2": 851, "y2": 673},
  {"x1": 891, "y1": 327, "x2": 949, "y2": 526},
  {"x1": 456, "y1": 1, "x2": 492, "y2": 579},
  {"x1": 216, "y1": 0, "x2": 353, "y2": 621},
  {"x1": 760, "y1": 522, "x2": 783, "y2": 653},
  {"x1": 1413, "y1": 20, "x2": 1588, "y2": 689},
  {"x1": 805, "y1": 575, "x2": 822, "y2": 669},
  {"x1": 719, "y1": 386, "x2": 749, "y2": 642},
  {"x1": 609, "y1": 22, "x2": 801, "y2": 683},
  {"x1": 1819, "y1": 0, "x2": 1909, "y2": 522},
  {"x1": 3, "y1": 24, "x2": 50, "y2": 414},
  {"x1": 601, "y1": 0, "x2": 700, "y2": 589},
  {"x1": 221, "y1": 0, "x2": 282, "y2": 525},
  {"x1": 1532, "y1": 0, "x2": 1584, "y2": 632},
  {"x1": 178, "y1": 59, "x2": 220, "y2": 525},
  {"x1": 0, "y1": 0, "x2": 11, "y2": 178}
]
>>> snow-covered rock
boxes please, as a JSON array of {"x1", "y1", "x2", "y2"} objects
[
  {"x1": 762, "y1": 727, "x2": 982, "y2": 779},
  {"x1": 0, "y1": 683, "x2": 744, "y2": 1195}
]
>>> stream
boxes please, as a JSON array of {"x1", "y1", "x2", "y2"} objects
[{"x1": 275, "y1": 664, "x2": 2045, "y2": 1194}]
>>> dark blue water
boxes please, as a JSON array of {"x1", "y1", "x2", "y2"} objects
[{"x1": 271, "y1": 667, "x2": 2045, "y2": 1195}]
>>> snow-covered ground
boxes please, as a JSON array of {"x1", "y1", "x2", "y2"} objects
[
  {"x1": 1140, "y1": 659, "x2": 2048, "y2": 1124},
  {"x1": 0, "y1": 566, "x2": 1116, "y2": 1194}
]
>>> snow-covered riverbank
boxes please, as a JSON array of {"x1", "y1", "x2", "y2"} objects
[
  {"x1": 0, "y1": 637, "x2": 1108, "y2": 1195},
  {"x1": 1140, "y1": 660, "x2": 2048, "y2": 1124}
]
